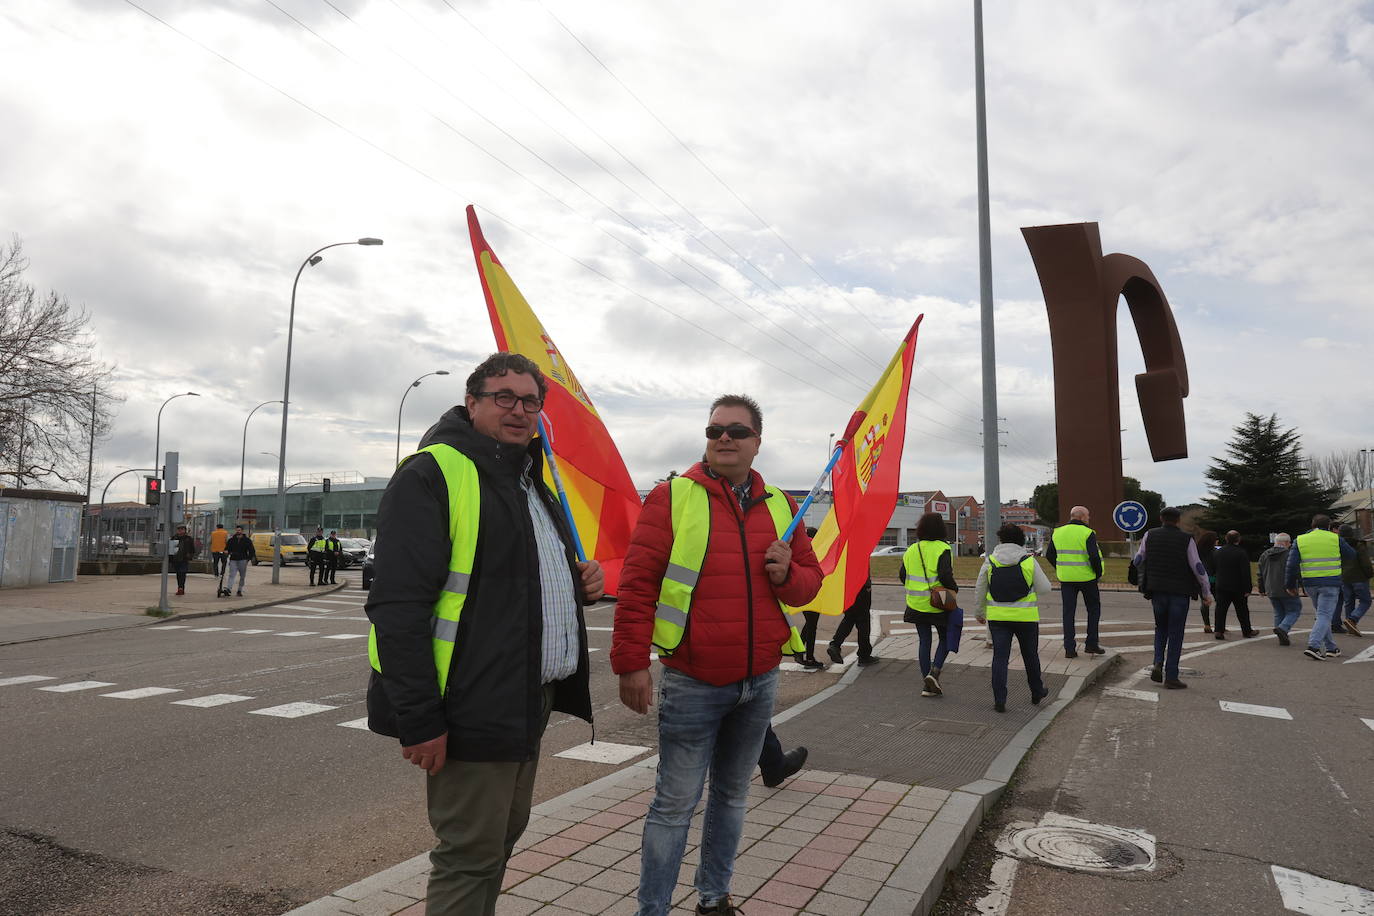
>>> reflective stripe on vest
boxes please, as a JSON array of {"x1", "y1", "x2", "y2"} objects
[
  {"x1": 1052, "y1": 524, "x2": 1097, "y2": 582},
  {"x1": 1296, "y1": 529, "x2": 1341, "y2": 580},
  {"x1": 652, "y1": 476, "x2": 807, "y2": 657},
  {"x1": 903, "y1": 540, "x2": 952, "y2": 613},
  {"x1": 986, "y1": 555, "x2": 1039, "y2": 622},
  {"x1": 367, "y1": 443, "x2": 480, "y2": 697}
]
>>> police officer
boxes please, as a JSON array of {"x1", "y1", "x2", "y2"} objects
[
  {"x1": 307, "y1": 526, "x2": 326, "y2": 586},
  {"x1": 324, "y1": 530, "x2": 342, "y2": 585}
]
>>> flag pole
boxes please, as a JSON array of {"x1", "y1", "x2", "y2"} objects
[
  {"x1": 781, "y1": 411, "x2": 867, "y2": 543},
  {"x1": 537, "y1": 415, "x2": 587, "y2": 562}
]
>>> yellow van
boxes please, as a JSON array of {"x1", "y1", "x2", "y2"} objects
[{"x1": 250, "y1": 532, "x2": 309, "y2": 566}]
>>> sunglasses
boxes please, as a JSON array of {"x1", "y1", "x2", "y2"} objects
[{"x1": 705, "y1": 424, "x2": 758, "y2": 440}]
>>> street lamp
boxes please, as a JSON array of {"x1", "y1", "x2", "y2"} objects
[
  {"x1": 236, "y1": 401, "x2": 282, "y2": 529},
  {"x1": 154, "y1": 392, "x2": 200, "y2": 478},
  {"x1": 273, "y1": 238, "x2": 383, "y2": 582},
  {"x1": 397, "y1": 370, "x2": 451, "y2": 467}
]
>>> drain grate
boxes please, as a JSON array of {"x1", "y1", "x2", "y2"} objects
[
  {"x1": 997, "y1": 814, "x2": 1155, "y2": 873},
  {"x1": 913, "y1": 718, "x2": 987, "y2": 737}
]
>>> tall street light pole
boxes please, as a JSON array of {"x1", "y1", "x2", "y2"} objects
[
  {"x1": 238, "y1": 400, "x2": 282, "y2": 530},
  {"x1": 397, "y1": 370, "x2": 451, "y2": 468},
  {"x1": 273, "y1": 238, "x2": 383, "y2": 583},
  {"x1": 153, "y1": 391, "x2": 199, "y2": 556},
  {"x1": 974, "y1": 0, "x2": 1001, "y2": 547}
]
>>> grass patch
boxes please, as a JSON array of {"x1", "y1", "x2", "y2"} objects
[{"x1": 143, "y1": 606, "x2": 172, "y2": 617}]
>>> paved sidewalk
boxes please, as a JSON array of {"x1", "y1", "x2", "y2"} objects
[
  {"x1": 287, "y1": 632, "x2": 1115, "y2": 916},
  {"x1": 0, "y1": 565, "x2": 349, "y2": 645}
]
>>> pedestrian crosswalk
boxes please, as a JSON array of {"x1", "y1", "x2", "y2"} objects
[{"x1": 149, "y1": 624, "x2": 368, "y2": 642}]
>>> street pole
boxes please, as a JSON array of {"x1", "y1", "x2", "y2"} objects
[
  {"x1": 85, "y1": 384, "x2": 97, "y2": 558},
  {"x1": 239, "y1": 400, "x2": 282, "y2": 529},
  {"x1": 153, "y1": 392, "x2": 198, "y2": 556},
  {"x1": 396, "y1": 370, "x2": 451, "y2": 468},
  {"x1": 273, "y1": 238, "x2": 383, "y2": 583},
  {"x1": 974, "y1": 0, "x2": 1002, "y2": 547}
]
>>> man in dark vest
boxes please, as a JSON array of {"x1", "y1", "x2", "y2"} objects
[
  {"x1": 1131, "y1": 506, "x2": 1214, "y2": 689},
  {"x1": 324, "y1": 530, "x2": 342, "y2": 585}
]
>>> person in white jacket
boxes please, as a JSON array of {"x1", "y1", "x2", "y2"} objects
[{"x1": 973, "y1": 523, "x2": 1053, "y2": 712}]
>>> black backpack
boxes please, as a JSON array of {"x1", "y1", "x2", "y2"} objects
[{"x1": 988, "y1": 554, "x2": 1033, "y2": 603}]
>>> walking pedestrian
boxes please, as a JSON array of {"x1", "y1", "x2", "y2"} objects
[
  {"x1": 611, "y1": 393, "x2": 823, "y2": 916},
  {"x1": 170, "y1": 524, "x2": 196, "y2": 596},
  {"x1": 1047, "y1": 505, "x2": 1104, "y2": 657},
  {"x1": 1196, "y1": 529, "x2": 1218, "y2": 633},
  {"x1": 974, "y1": 523, "x2": 1051, "y2": 713},
  {"x1": 307, "y1": 526, "x2": 326, "y2": 585},
  {"x1": 1338, "y1": 524, "x2": 1371, "y2": 636},
  {"x1": 1257, "y1": 533, "x2": 1302, "y2": 644},
  {"x1": 324, "y1": 530, "x2": 342, "y2": 585},
  {"x1": 827, "y1": 575, "x2": 879, "y2": 667},
  {"x1": 224, "y1": 525, "x2": 255, "y2": 596},
  {"x1": 209, "y1": 523, "x2": 229, "y2": 578},
  {"x1": 901, "y1": 512, "x2": 959, "y2": 698},
  {"x1": 365, "y1": 352, "x2": 601, "y2": 916},
  {"x1": 1212, "y1": 530, "x2": 1258, "y2": 638},
  {"x1": 795, "y1": 527, "x2": 825, "y2": 668},
  {"x1": 1285, "y1": 514, "x2": 1357, "y2": 661},
  {"x1": 1132, "y1": 506, "x2": 1213, "y2": 689}
]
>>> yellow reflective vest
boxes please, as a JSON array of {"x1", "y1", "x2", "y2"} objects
[
  {"x1": 651, "y1": 476, "x2": 807, "y2": 657},
  {"x1": 1052, "y1": 523, "x2": 1100, "y2": 582},
  {"x1": 367, "y1": 443, "x2": 479, "y2": 697},
  {"x1": 903, "y1": 539, "x2": 952, "y2": 613},
  {"x1": 985, "y1": 555, "x2": 1039, "y2": 622},
  {"x1": 1295, "y1": 529, "x2": 1341, "y2": 581}
]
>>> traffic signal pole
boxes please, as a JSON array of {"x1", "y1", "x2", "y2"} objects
[{"x1": 157, "y1": 452, "x2": 179, "y2": 616}]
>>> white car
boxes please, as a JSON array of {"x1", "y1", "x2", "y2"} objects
[{"x1": 870, "y1": 545, "x2": 907, "y2": 557}]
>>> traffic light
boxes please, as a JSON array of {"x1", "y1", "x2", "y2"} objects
[
  {"x1": 144, "y1": 477, "x2": 162, "y2": 506},
  {"x1": 322, "y1": 477, "x2": 331, "y2": 493}
]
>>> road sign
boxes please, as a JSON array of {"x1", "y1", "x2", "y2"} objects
[{"x1": 1113, "y1": 500, "x2": 1148, "y2": 533}]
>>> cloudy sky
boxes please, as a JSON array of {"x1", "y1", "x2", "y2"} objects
[{"x1": 4, "y1": 0, "x2": 1372, "y2": 512}]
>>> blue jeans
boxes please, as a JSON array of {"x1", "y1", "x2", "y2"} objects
[
  {"x1": 916, "y1": 620, "x2": 949, "y2": 676},
  {"x1": 1268, "y1": 595, "x2": 1302, "y2": 632},
  {"x1": 638, "y1": 667, "x2": 778, "y2": 916},
  {"x1": 989, "y1": 620, "x2": 1044, "y2": 705},
  {"x1": 1151, "y1": 593, "x2": 1190, "y2": 680},
  {"x1": 1342, "y1": 581, "x2": 1371, "y2": 623},
  {"x1": 1306, "y1": 584, "x2": 1341, "y2": 651},
  {"x1": 1061, "y1": 581, "x2": 1101, "y2": 650}
]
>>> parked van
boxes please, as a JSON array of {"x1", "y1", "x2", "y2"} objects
[{"x1": 250, "y1": 532, "x2": 309, "y2": 565}]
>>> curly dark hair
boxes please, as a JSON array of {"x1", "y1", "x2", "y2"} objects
[
  {"x1": 915, "y1": 512, "x2": 947, "y2": 541},
  {"x1": 997, "y1": 523, "x2": 1025, "y2": 546},
  {"x1": 465, "y1": 352, "x2": 547, "y2": 402}
]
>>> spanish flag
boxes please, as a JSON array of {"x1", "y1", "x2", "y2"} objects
[
  {"x1": 803, "y1": 316, "x2": 922, "y2": 614},
  {"x1": 467, "y1": 206, "x2": 641, "y2": 594}
]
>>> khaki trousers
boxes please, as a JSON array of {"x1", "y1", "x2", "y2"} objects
[{"x1": 425, "y1": 685, "x2": 554, "y2": 916}]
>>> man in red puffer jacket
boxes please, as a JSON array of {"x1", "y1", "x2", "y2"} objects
[{"x1": 612, "y1": 394, "x2": 823, "y2": 916}]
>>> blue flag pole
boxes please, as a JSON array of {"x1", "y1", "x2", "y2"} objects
[
  {"x1": 537, "y1": 415, "x2": 587, "y2": 562},
  {"x1": 780, "y1": 440, "x2": 848, "y2": 543}
]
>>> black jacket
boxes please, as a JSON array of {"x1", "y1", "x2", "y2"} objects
[
  {"x1": 225, "y1": 533, "x2": 256, "y2": 562},
  {"x1": 1213, "y1": 544, "x2": 1252, "y2": 592},
  {"x1": 365, "y1": 406, "x2": 592, "y2": 761},
  {"x1": 171, "y1": 534, "x2": 196, "y2": 563}
]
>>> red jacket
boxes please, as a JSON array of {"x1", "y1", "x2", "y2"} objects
[{"x1": 611, "y1": 463, "x2": 824, "y2": 686}]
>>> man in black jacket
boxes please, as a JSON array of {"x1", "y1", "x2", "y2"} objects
[
  {"x1": 223, "y1": 525, "x2": 256, "y2": 596},
  {"x1": 366, "y1": 352, "x2": 603, "y2": 916},
  {"x1": 1212, "y1": 530, "x2": 1257, "y2": 638}
]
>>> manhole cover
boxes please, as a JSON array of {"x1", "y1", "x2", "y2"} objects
[
  {"x1": 913, "y1": 718, "x2": 987, "y2": 737},
  {"x1": 997, "y1": 815, "x2": 1155, "y2": 873}
]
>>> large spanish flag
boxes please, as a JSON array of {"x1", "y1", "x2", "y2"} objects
[
  {"x1": 467, "y1": 205, "x2": 641, "y2": 594},
  {"x1": 802, "y1": 316, "x2": 922, "y2": 614}
]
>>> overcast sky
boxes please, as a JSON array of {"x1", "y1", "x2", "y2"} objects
[{"x1": 4, "y1": 0, "x2": 1372, "y2": 511}]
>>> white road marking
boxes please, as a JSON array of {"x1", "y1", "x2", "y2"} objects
[
  {"x1": 273, "y1": 605, "x2": 335, "y2": 613},
  {"x1": 1343, "y1": 644, "x2": 1374, "y2": 665},
  {"x1": 1219, "y1": 701, "x2": 1292, "y2": 720},
  {"x1": 337, "y1": 717, "x2": 370, "y2": 729},
  {"x1": 149, "y1": 625, "x2": 189, "y2": 631},
  {"x1": 276, "y1": 631, "x2": 319, "y2": 637},
  {"x1": 1104, "y1": 687, "x2": 1158, "y2": 703},
  {"x1": 586, "y1": 626, "x2": 613, "y2": 632},
  {"x1": 172, "y1": 694, "x2": 255, "y2": 707},
  {"x1": 0, "y1": 675, "x2": 56, "y2": 686},
  {"x1": 1109, "y1": 640, "x2": 1216, "y2": 653},
  {"x1": 187, "y1": 627, "x2": 230, "y2": 633},
  {"x1": 300, "y1": 598, "x2": 361, "y2": 606},
  {"x1": 39, "y1": 681, "x2": 116, "y2": 692},
  {"x1": 554, "y1": 741, "x2": 650, "y2": 764},
  {"x1": 1271, "y1": 864, "x2": 1374, "y2": 915},
  {"x1": 249, "y1": 702, "x2": 339, "y2": 718},
  {"x1": 232, "y1": 629, "x2": 274, "y2": 635},
  {"x1": 321, "y1": 634, "x2": 367, "y2": 640},
  {"x1": 972, "y1": 855, "x2": 1018, "y2": 916},
  {"x1": 1363, "y1": 718, "x2": 1374, "y2": 733},
  {"x1": 101, "y1": 687, "x2": 181, "y2": 700},
  {"x1": 237, "y1": 613, "x2": 369, "y2": 621}
]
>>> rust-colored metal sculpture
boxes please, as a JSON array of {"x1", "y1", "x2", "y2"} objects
[{"x1": 1021, "y1": 222, "x2": 1189, "y2": 537}]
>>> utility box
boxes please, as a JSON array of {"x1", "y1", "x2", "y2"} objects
[{"x1": 0, "y1": 488, "x2": 86, "y2": 588}]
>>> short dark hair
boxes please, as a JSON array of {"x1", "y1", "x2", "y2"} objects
[
  {"x1": 466, "y1": 352, "x2": 548, "y2": 403},
  {"x1": 710, "y1": 394, "x2": 762, "y2": 435},
  {"x1": 1224, "y1": 530, "x2": 1241, "y2": 545},
  {"x1": 915, "y1": 512, "x2": 947, "y2": 541},
  {"x1": 1160, "y1": 506, "x2": 1181, "y2": 522},
  {"x1": 1312, "y1": 514, "x2": 1331, "y2": 530},
  {"x1": 997, "y1": 523, "x2": 1024, "y2": 545},
  {"x1": 235, "y1": 525, "x2": 243, "y2": 531}
]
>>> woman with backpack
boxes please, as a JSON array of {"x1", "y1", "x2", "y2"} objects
[{"x1": 973, "y1": 523, "x2": 1053, "y2": 713}]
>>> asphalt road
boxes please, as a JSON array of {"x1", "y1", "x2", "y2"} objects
[
  {"x1": 0, "y1": 572, "x2": 837, "y2": 914},
  {"x1": 931, "y1": 594, "x2": 1374, "y2": 916}
]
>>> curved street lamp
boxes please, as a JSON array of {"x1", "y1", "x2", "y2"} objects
[
  {"x1": 154, "y1": 392, "x2": 200, "y2": 479},
  {"x1": 273, "y1": 238, "x2": 383, "y2": 582},
  {"x1": 235, "y1": 401, "x2": 283, "y2": 529},
  {"x1": 397, "y1": 370, "x2": 451, "y2": 467}
]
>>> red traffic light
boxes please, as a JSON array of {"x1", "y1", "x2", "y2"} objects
[{"x1": 144, "y1": 476, "x2": 162, "y2": 505}]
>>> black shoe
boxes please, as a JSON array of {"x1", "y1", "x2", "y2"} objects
[
  {"x1": 856, "y1": 655, "x2": 880, "y2": 667},
  {"x1": 1031, "y1": 687, "x2": 1049, "y2": 705},
  {"x1": 1273, "y1": 628, "x2": 1290, "y2": 646},
  {"x1": 1215, "y1": 632, "x2": 1226, "y2": 640},
  {"x1": 1164, "y1": 679, "x2": 1188, "y2": 689},
  {"x1": 1084, "y1": 646, "x2": 1106, "y2": 656},
  {"x1": 697, "y1": 897, "x2": 741, "y2": 915},
  {"x1": 1065, "y1": 648, "x2": 1078, "y2": 658},
  {"x1": 1150, "y1": 664, "x2": 1163, "y2": 683},
  {"x1": 1327, "y1": 647, "x2": 1342, "y2": 658},
  {"x1": 923, "y1": 673, "x2": 942, "y2": 696},
  {"x1": 799, "y1": 657, "x2": 824, "y2": 670},
  {"x1": 1303, "y1": 647, "x2": 1326, "y2": 661},
  {"x1": 994, "y1": 701, "x2": 1006, "y2": 713},
  {"x1": 236, "y1": 590, "x2": 243, "y2": 597},
  {"x1": 762, "y1": 747, "x2": 808, "y2": 788},
  {"x1": 826, "y1": 644, "x2": 843, "y2": 665}
]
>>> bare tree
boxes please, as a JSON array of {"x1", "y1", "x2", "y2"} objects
[
  {"x1": 1320, "y1": 452, "x2": 1350, "y2": 494},
  {"x1": 1344, "y1": 448, "x2": 1373, "y2": 494},
  {"x1": 0, "y1": 236, "x2": 120, "y2": 490}
]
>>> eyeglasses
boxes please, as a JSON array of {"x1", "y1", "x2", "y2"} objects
[
  {"x1": 705, "y1": 423, "x2": 758, "y2": 440},
  {"x1": 474, "y1": 390, "x2": 544, "y2": 413}
]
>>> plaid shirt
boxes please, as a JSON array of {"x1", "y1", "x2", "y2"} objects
[{"x1": 522, "y1": 465, "x2": 580, "y2": 684}]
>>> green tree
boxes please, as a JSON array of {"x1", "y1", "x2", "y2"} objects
[
  {"x1": 1031, "y1": 482, "x2": 1058, "y2": 526},
  {"x1": 1200, "y1": 413, "x2": 1338, "y2": 553}
]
